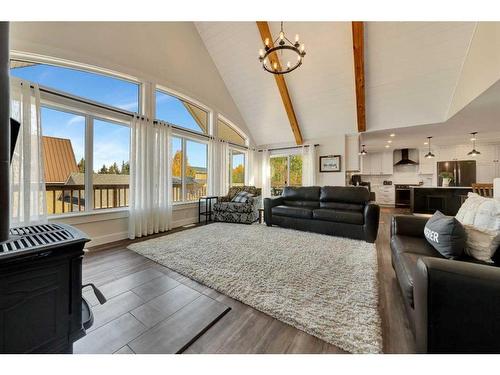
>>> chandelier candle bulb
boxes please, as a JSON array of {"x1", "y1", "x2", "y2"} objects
[
  {"x1": 287, "y1": 61, "x2": 291, "y2": 69},
  {"x1": 259, "y1": 49, "x2": 264, "y2": 58},
  {"x1": 265, "y1": 38, "x2": 269, "y2": 46},
  {"x1": 295, "y1": 34, "x2": 299, "y2": 42},
  {"x1": 300, "y1": 44, "x2": 305, "y2": 53}
]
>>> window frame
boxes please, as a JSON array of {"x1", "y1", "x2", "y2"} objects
[
  {"x1": 217, "y1": 114, "x2": 249, "y2": 147},
  {"x1": 270, "y1": 153, "x2": 303, "y2": 189},
  {"x1": 155, "y1": 85, "x2": 211, "y2": 136},
  {"x1": 10, "y1": 52, "x2": 143, "y2": 114},
  {"x1": 40, "y1": 94, "x2": 131, "y2": 217},
  {"x1": 229, "y1": 147, "x2": 247, "y2": 187},
  {"x1": 171, "y1": 131, "x2": 209, "y2": 205}
]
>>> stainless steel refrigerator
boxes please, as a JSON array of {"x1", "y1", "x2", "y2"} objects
[{"x1": 437, "y1": 160, "x2": 476, "y2": 187}]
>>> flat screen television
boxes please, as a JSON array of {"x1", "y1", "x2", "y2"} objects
[{"x1": 10, "y1": 118, "x2": 20, "y2": 163}]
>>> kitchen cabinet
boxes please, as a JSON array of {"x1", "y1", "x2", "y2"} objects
[
  {"x1": 345, "y1": 134, "x2": 360, "y2": 171},
  {"x1": 418, "y1": 148, "x2": 435, "y2": 175},
  {"x1": 475, "y1": 145, "x2": 500, "y2": 183},
  {"x1": 361, "y1": 151, "x2": 393, "y2": 175}
]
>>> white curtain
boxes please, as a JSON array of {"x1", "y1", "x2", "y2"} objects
[
  {"x1": 261, "y1": 150, "x2": 271, "y2": 198},
  {"x1": 246, "y1": 148, "x2": 257, "y2": 186},
  {"x1": 218, "y1": 140, "x2": 230, "y2": 196},
  {"x1": 10, "y1": 79, "x2": 47, "y2": 226},
  {"x1": 302, "y1": 145, "x2": 317, "y2": 186},
  {"x1": 129, "y1": 117, "x2": 172, "y2": 239}
]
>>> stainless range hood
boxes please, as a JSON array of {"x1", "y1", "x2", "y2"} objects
[{"x1": 394, "y1": 149, "x2": 418, "y2": 166}]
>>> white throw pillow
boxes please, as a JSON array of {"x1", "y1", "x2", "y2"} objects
[
  {"x1": 455, "y1": 193, "x2": 484, "y2": 225},
  {"x1": 464, "y1": 225, "x2": 500, "y2": 263},
  {"x1": 473, "y1": 198, "x2": 500, "y2": 231}
]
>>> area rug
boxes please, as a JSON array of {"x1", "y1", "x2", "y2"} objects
[{"x1": 128, "y1": 223, "x2": 382, "y2": 353}]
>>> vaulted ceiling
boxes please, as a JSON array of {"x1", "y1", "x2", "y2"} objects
[{"x1": 196, "y1": 22, "x2": 500, "y2": 147}]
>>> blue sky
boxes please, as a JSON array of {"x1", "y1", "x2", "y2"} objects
[{"x1": 11, "y1": 64, "x2": 210, "y2": 169}]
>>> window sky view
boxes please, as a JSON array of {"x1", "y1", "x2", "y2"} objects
[{"x1": 10, "y1": 63, "x2": 210, "y2": 169}]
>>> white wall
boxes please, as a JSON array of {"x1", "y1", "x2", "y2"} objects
[{"x1": 10, "y1": 22, "x2": 252, "y2": 247}]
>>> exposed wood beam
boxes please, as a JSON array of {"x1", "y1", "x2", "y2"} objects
[
  {"x1": 256, "y1": 21, "x2": 304, "y2": 145},
  {"x1": 352, "y1": 21, "x2": 366, "y2": 133}
]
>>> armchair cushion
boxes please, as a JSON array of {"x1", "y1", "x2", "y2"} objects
[{"x1": 213, "y1": 201, "x2": 254, "y2": 213}]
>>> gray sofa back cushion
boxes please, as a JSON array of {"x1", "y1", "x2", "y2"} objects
[
  {"x1": 320, "y1": 186, "x2": 370, "y2": 204},
  {"x1": 282, "y1": 186, "x2": 321, "y2": 208}
]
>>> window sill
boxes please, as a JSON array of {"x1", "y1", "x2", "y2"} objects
[{"x1": 48, "y1": 208, "x2": 129, "y2": 225}]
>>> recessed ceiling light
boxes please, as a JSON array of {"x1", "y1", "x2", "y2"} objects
[
  {"x1": 387, "y1": 140, "x2": 392, "y2": 143},
  {"x1": 385, "y1": 145, "x2": 390, "y2": 148},
  {"x1": 424, "y1": 142, "x2": 428, "y2": 145},
  {"x1": 390, "y1": 133, "x2": 396, "y2": 137}
]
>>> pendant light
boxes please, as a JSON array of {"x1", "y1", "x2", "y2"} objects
[
  {"x1": 359, "y1": 144, "x2": 367, "y2": 156},
  {"x1": 467, "y1": 132, "x2": 481, "y2": 156},
  {"x1": 424, "y1": 136, "x2": 435, "y2": 158}
]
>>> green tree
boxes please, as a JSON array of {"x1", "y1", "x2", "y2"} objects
[
  {"x1": 108, "y1": 162, "x2": 120, "y2": 174},
  {"x1": 121, "y1": 160, "x2": 130, "y2": 175},
  {"x1": 289, "y1": 155, "x2": 303, "y2": 186},
  {"x1": 99, "y1": 164, "x2": 108, "y2": 174},
  {"x1": 77, "y1": 158, "x2": 85, "y2": 173},
  {"x1": 232, "y1": 164, "x2": 244, "y2": 184}
]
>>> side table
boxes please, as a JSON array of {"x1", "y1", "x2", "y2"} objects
[{"x1": 198, "y1": 196, "x2": 219, "y2": 224}]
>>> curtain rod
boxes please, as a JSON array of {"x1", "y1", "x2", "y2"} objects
[
  {"x1": 31, "y1": 84, "x2": 251, "y2": 150},
  {"x1": 258, "y1": 144, "x2": 320, "y2": 152}
]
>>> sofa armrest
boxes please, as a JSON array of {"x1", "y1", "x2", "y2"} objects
[
  {"x1": 264, "y1": 197, "x2": 284, "y2": 226},
  {"x1": 391, "y1": 215, "x2": 428, "y2": 238},
  {"x1": 414, "y1": 257, "x2": 500, "y2": 353},
  {"x1": 363, "y1": 203, "x2": 380, "y2": 243}
]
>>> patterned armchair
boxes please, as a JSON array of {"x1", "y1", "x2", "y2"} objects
[{"x1": 213, "y1": 186, "x2": 262, "y2": 224}]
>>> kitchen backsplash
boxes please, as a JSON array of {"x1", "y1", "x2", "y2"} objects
[{"x1": 360, "y1": 164, "x2": 434, "y2": 186}]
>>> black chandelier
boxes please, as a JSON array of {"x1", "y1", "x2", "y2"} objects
[{"x1": 258, "y1": 22, "x2": 306, "y2": 75}]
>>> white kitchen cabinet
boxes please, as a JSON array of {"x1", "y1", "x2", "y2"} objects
[
  {"x1": 381, "y1": 151, "x2": 394, "y2": 175},
  {"x1": 418, "y1": 148, "x2": 435, "y2": 175},
  {"x1": 361, "y1": 151, "x2": 392, "y2": 175},
  {"x1": 476, "y1": 145, "x2": 500, "y2": 183},
  {"x1": 345, "y1": 134, "x2": 360, "y2": 171}
]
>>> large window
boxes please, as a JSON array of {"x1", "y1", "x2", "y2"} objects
[
  {"x1": 217, "y1": 117, "x2": 246, "y2": 146},
  {"x1": 10, "y1": 61, "x2": 140, "y2": 112},
  {"x1": 156, "y1": 90, "x2": 208, "y2": 134},
  {"x1": 270, "y1": 154, "x2": 303, "y2": 196},
  {"x1": 93, "y1": 120, "x2": 130, "y2": 210},
  {"x1": 230, "y1": 149, "x2": 246, "y2": 187},
  {"x1": 171, "y1": 136, "x2": 208, "y2": 202},
  {"x1": 41, "y1": 107, "x2": 86, "y2": 215}
]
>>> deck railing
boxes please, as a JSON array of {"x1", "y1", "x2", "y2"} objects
[{"x1": 45, "y1": 183, "x2": 207, "y2": 214}]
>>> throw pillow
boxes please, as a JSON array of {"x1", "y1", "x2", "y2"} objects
[
  {"x1": 463, "y1": 225, "x2": 500, "y2": 263},
  {"x1": 455, "y1": 193, "x2": 484, "y2": 225},
  {"x1": 232, "y1": 191, "x2": 254, "y2": 203},
  {"x1": 424, "y1": 210, "x2": 466, "y2": 259}
]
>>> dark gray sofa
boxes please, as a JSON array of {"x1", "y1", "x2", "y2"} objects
[
  {"x1": 264, "y1": 186, "x2": 380, "y2": 243},
  {"x1": 391, "y1": 214, "x2": 500, "y2": 353}
]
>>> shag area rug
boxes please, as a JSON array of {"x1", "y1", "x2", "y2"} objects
[{"x1": 128, "y1": 223, "x2": 382, "y2": 353}]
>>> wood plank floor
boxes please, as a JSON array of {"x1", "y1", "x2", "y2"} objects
[{"x1": 78, "y1": 207, "x2": 415, "y2": 354}]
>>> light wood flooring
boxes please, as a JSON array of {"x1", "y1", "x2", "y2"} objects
[{"x1": 76, "y1": 207, "x2": 415, "y2": 354}]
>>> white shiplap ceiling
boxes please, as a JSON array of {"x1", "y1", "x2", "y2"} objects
[{"x1": 196, "y1": 22, "x2": 495, "y2": 146}]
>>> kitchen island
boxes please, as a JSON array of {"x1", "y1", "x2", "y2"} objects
[{"x1": 410, "y1": 186, "x2": 472, "y2": 216}]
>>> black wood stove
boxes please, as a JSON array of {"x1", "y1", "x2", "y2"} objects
[{"x1": 0, "y1": 223, "x2": 90, "y2": 353}]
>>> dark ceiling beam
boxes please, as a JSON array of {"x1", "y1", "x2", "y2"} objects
[
  {"x1": 256, "y1": 21, "x2": 304, "y2": 145},
  {"x1": 352, "y1": 21, "x2": 366, "y2": 133}
]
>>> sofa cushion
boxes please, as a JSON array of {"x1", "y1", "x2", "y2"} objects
[
  {"x1": 213, "y1": 202, "x2": 253, "y2": 213},
  {"x1": 424, "y1": 211, "x2": 466, "y2": 259},
  {"x1": 272, "y1": 205, "x2": 313, "y2": 219},
  {"x1": 282, "y1": 186, "x2": 320, "y2": 200},
  {"x1": 319, "y1": 201, "x2": 364, "y2": 211},
  {"x1": 312, "y1": 208, "x2": 364, "y2": 225},
  {"x1": 320, "y1": 186, "x2": 369, "y2": 204}
]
